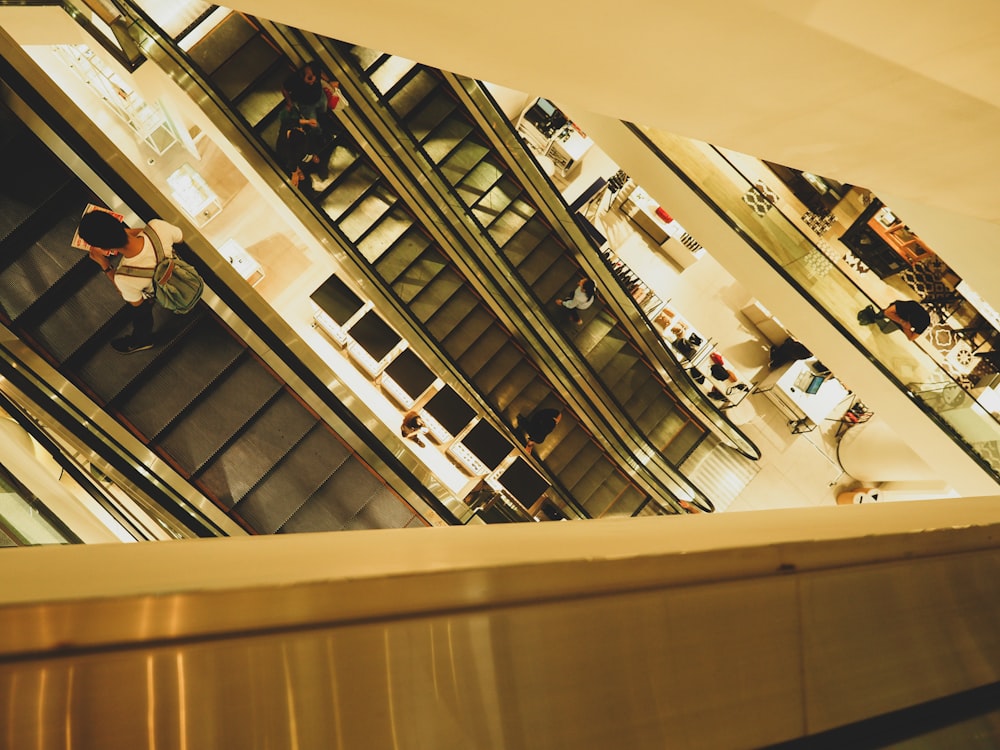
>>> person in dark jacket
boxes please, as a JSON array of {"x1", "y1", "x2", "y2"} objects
[
  {"x1": 859, "y1": 299, "x2": 930, "y2": 341},
  {"x1": 521, "y1": 408, "x2": 562, "y2": 454}
]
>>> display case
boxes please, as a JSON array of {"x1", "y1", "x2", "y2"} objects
[
  {"x1": 218, "y1": 239, "x2": 264, "y2": 287},
  {"x1": 167, "y1": 164, "x2": 222, "y2": 226},
  {"x1": 54, "y1": 44, "x2": 178, "y2": 155}
]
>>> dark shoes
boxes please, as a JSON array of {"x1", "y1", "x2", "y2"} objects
[
  {"x1": 412, "y1": 435, "x2": 426, "y2": 448},
  {"x1": 111, "y1": 337, "x2": 153, "y2": 354}
]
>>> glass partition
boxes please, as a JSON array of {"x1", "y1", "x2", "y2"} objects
[{"x1": 630, "y1": 125, "x2": 1000, "y2": 477}]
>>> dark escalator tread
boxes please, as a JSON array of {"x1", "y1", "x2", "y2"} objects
[
  {"x1": 624, "y1": 377, "x2": 668, "y2": 420},
  {"x1": 504, "y1": 379, "x2": 551, "y2": 423},
  {"x1": 75, "y1": 307, "x2": 206, "y2": 402},
  {"x1": 661, "y1": 421, "x2": 705, "y2": 465},
  {"x1": 650, "y1": 410, "x2": 697, "y2": 457},
  {"x1": 278, "y1": 457, "x2": 392, "y2": 531},
  {"x1": 386, "y1": 67, "x2": 439, "y2": 119},
  {"x1": 237, "y1": 62, "x2": 291, "y2": 129},
  {"x1": 197, "y1": 390, "x2": 319, "y2": 509},
  {"x1": 0, "y1": 135, "x2": 74, "y2": 239},
  {"x1": 455, "y1": 159, "x2": 504, "y2": 206},
  {"x1": 571, "y1": 460, "x2": 615, "y2": 499},
  {"x1": 115, "y1": 321, "x2": 245, "y2": 439},
  {"x1": 367, "y1": 56, "x2": 419, "y2": 97},
  {"x1": 26, "y1": 275, "x2": 124, "y2": 363},
  {"x1": 441, "y1": 307, "x2": 493, "y2": 360},
  {"x1": 234, "y1": 425, "x2": 352, "y2": 533},
  {"x1": 556, "y1": 443, "x2": 605, "y2": 490},
  {"x1": 357, "y1": 208, "x2": 413, "y2": 264},
  {"x1": 393, "y1": 251, "x2": 448, "y2": 304},
  {"x1": 404, "y1": 91, "x2": 458, "y2": 144},
  {"x1": 158, "y1": 355, "x2": 284, "y2": 471},
  {"x1": 487, "y1": 198, "x2": 534, "y2": 247},
  {"x1": 425, "y1": 288, "x2": 479, "y2": 340},
  {"x1": 319, "y1": 163, "x2": 382, "y2": 220},
  {"x1": 186, "y1": 12, "x2": 258, "y2": 74},
  {"x1": 576, "y1": 317, "x2": 621, "y2": 361},
  {"x1": 542, "y1": 428, "x2": 591, "y2": 474},
  {"x1": 471, "y1": 176, "x2": 521, "y2": 228},
  {"x1": 457, "y1": 325, "x2": 509, "y2": 377},
  {"x1": 213, "y1": 35, "x2": 285, "y2": 102},
  {"x1": 440, "y1": 141, "x2": 490, "y2": 188},
  {"x1": 409, "y1": 268, "x2": 464, "y2": 322},
  {"x1": 489, "y1": 360, "x2": 538, "y2": 411},
  {"x1": 533, "y1": 257, "x2": 579, "y2": 302},
  {"x1": 423, "y1": 119, "x2": 474, "y2": 164},
  {"x1": 579, "y1": 474, "x2": 639, "y2": 518},
  {"x1": 373, "y1": 229, "x2": 433, "y2": 284},
  {"x1": 601, "y1": 352, "x2": 642, "y2": 393},
  {"x1": 501, "y1": 215, "x2": 549, "y2": 264},
  {"x1": 348, "y1": 45, "x2": 384, "y2": 74},
  {"x1": 472, "y1": 342, "x2": 523, "y2": 395},
  {"x1": 339, "y1": 187, "x2": 400, "y2": 243},
  {"x1": 0, "y1": 214, "x2": 89, "y2": 320},
  {"x1": 517, "y1": 237, "x2": 565, "y2": 286},
  {"x1": 343, "y1": 493, "x2": 421, "y2": 530},
  {"x1": 635, "y1": 396, "x2": 677, "y2": 435}
]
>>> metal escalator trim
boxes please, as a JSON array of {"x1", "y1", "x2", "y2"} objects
[
  {"x1": 0, "y1": 329, "x2": 239, "y2": 538},
  {"x1": 2, "y1": 13, "x2": 462, "y2": 527},
  {"x1": 445, "y1": 72, "x2": 763, "y2": 463}
]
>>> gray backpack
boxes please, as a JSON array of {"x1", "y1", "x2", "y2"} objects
[{"x1": 117, "y1": 225, "x2": 204, "y2": 314}]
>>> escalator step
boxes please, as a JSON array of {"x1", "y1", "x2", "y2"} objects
[
  {"x1": 27, "y1": 274, "x2": 123, "y2": 364},
  {"x1": 661, "y1": 420, "x2": 706, "y2": 465},
  {"x1": 501, "y1": 215, "x2": 549, "y2": 264},
  {"x1": 601, "y1": 352, "x2": 641, "y2": 393},
  {"x1": 374, "y1": 229, "x2": 432, "y2": 284},
  {"x1": 576, "y1": 316, "x2": 620, "y2": 362},
  {"x1": 423, "y1": 119, "x2": 474, "y2": 164},
  {"x1": 410, "y1": 267, "x2": 464, "y2": 323},
  {"x1": 649, "y1": 409, "x2": 695, "y2": 457},
  {"x1": 578, "y1": 471, "x2": 633, "y2": 517},
  {"x1": 472, "y1": 176, "x2": 520, "y2": 229},
  {"x1": 542, "y1": 427, "x2": 591, "y2": 474},
  {"x1": 319, "y1": 163, "x2": 382, "y2": 220},
  {"x1": 623, "y1": 377, "x2": 668, "y2": 421},
  {"x1": 211, "y1": 35, "x2": 283, "y2": 102},
  {"x1": 441, "y1": 307, "x2": 493, "y2": 361},
  {"x1": 473, "y1": 341, "x2": 522, "y2": 395},
  {"x1": 403, "y1": 89, "x2": 458, "y2": 143},
  {"x1": 557, "y1": 442, "x2": 604, "y2": 490},
  {"x1": 158, "y1": 355, "x2": 284, "y2": 471},
  {"x1": 487, "y1": 197, "x2": 534, "y2": 247},
  {"x1": 533, "y1": 257, "x2": 579, "y2": 303},
  {"x1": 279, "y1": 457, "x2": 396, "y2": 531},
  {"x1": 386, "y1": 67, "x2": 439, "y2": 120},
  {"x1": 357, "y1": 207, "x2": 412, "y2": 264},
  {"x1": 197, "y1": 390, "x2": 318, "y2": 509},
  {"x1": 425, "y1": 288, "x2": 478, "y2": 340},
  {"x1": 489, "y1": 360, "x2": 538, "y2": 412},
  {"x1": 339, "y1": 185, "x2": 399, "y2": 243},
  {"x1": 0, "y1": 211, "x2": 88, "y2": 320},
  {"x1": 236, "y1": 62, "x2": 291, "y2": 129},
  {"x1": 0, "y1": 132, "x2": 74, "y2": 239},
  {"x1": 516, "y1": 237, "x2": 565, "y2": 286},
  {"x1": 455, "y1": 158, "x2": 504, "y2": 207},
  {"x1": 393, "y1": 251, "x2": 448, "y2": 304},
  {"x1": 116, "y1": 321, "x2": 245, "y2": 439},
  {"x1": 186, "y1": 12, "x2": 257, "y2": 74},
  {"x1": 343, "y1": 492, "x2": 421, "y2": 530},
  {"x1": 235, "y1": 424, "x2": 352, "y2": 533},
  {"x1": 440, "y1": 141, "x2": 490, "y2": 188},
  {"x1": 367, "y1": 56, "x2": 419, "y2": 97},
  {"x1": 457, "y1": 325, "x2": 509, "y2": 378}
]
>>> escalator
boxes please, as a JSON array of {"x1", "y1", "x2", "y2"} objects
[
  {"x1": 0, "y1": 100, "x2": 423, "y2": 535},
  {"x1": 160, "y1": 11, "x2": 660, "y2": 517},
  {"x1": 343, "y1": 55, "x2": 710, "y2": 467}
]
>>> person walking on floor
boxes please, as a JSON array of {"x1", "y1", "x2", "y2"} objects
[
  {"x1": 556, "y1": 278, "x2": 596, "y2": 325},
  {"x1": 77, "y1": 210, "x2": 184, "y2": 354},
  {"x1": 858, "y1": 299, "x2": 930, "y2": 341}
]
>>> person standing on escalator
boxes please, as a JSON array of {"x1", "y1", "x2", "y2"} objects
[
  {"x1": 77, "y1": 210, "x2": 183, "y2": 355},
  {"x1": 281, "y1": 62, "x2": 329, "y2": 131},
  {"x1": 556, "y1": 277, "x2": 597, "y2": 326}
]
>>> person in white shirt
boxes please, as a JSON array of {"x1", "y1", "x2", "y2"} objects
[
  {"x1": 556, "y1": 277, "x2": 596, "y2": 325},
  {"x1": 77, "y1": 211, "x2": 184, "y2": 354}
]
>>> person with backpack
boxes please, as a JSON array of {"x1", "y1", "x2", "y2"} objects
[{"x1": 78, "y1": 211, "x2": 193, "y2": 354}]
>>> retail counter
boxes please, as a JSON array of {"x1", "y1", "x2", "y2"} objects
[{"x1": 756, "y1": 359, "x2": 850, "y2": 433}]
